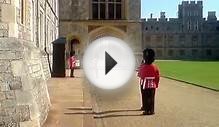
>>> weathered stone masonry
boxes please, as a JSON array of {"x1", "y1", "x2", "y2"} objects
[
  {"x1": 0, "y1": 38, "x2": 50, "y2": 127},
  {"x1": 0, "y1": 0, "x2": 58, "y2": 126}
]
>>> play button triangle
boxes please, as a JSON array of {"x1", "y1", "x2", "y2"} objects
[{"x1": 105, "y1": 51, "x2": 117, "y2": 75}]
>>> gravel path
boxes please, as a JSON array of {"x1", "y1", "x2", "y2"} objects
[
  {"x1": 91, "y1": 76, "x2": 219, "y2": 127},
  {"x1": 42, "y1": 70, "x2": 219, "y2": 127}
]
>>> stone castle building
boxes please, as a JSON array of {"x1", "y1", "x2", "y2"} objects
[
  {"x1": 142, "y1": 1, "x2": 219, "y2": 59},
  {"x1": 0, "y1": 0, "x2": 58, "y2": 126},
  {"x1": 60, "y1": 0, "x2": 219, "y2": 62},
  {"x1": 0, "y1": 0, "x2": 218, "y2": 126},
  {"x1": 59, "y1": 0, "x2": 142, "y2": 64}
]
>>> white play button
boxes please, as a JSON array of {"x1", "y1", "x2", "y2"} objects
[{"x1": 83, "y1": 37, "x2": 135, "y2": 90}]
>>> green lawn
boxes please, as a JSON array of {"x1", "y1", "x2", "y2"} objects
[{"x1": 155, "y1": 60, "x2": 219, "y2": 90}]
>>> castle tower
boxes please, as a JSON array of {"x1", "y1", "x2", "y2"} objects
[{"x1": 178, "y1": 1, "x2": 203, "y2": 32}]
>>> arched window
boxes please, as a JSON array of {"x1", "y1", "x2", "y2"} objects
[
  {"x1": 92, "y1": 0, "x2": 122, "y2": 20},
  {"x1": 145, "y1": 27, "x2": 148, "y2": 31}
]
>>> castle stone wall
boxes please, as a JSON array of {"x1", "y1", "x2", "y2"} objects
[{"x1": 0, "y1": 38, "x2": 50, "y2": 127}]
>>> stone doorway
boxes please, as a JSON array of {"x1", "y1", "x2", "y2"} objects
[
  {"x1": 70, "y1": 39, "x2": 80, "y2": 54},
  {"x1": 66, "y1": 37, "x2": 82, "y2": 71}
]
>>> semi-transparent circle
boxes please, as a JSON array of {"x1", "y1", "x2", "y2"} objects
[{"x1": 83, "y1": 36, "x2": 135, "y2": 90}]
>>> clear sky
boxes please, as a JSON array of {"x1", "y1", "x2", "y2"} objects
[{"x1": 141, "y1": 0, "x2": 219, "y2": 19}]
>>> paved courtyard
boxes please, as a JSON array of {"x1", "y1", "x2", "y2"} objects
[
  {"x1": 43, "y1": 70, "x2": 95, "y2": 127},
  {"x1": 43, "y1": 69, "x2": 219, "y2": 127}
]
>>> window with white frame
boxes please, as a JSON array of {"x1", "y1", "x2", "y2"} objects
[
  {"x1": 92, "y1": 0, "x2": 122, "y2": 20},
  {"x1": 39, "y1": 12, "x2": 44, "y2": 48}
]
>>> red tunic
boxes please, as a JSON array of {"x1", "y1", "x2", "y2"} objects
[
  {"x1": 138, "y1": 64, "x2": 160, "y2": 89},
  {"x1": 68, "y1": 56, "x2": 76, "y2": 69}
]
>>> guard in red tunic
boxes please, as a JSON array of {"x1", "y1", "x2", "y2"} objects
[
  {"x1": 137, "y1": 48, "x2": 160, "y2": 115},
  {"x1": 68, "y1": 51, "x2": 76, "y2": 77}
]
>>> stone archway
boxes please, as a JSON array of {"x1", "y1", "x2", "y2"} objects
[
  {"x1": 66, "y1": 35, "x2": 82, "y2": 54},
  {"x1": 88, "y1": 26, "x2": 127, "y2": 42},
  {"x1": 65, "y1": 35, "x2": 83, "y2": 69},
  {"x1": 70, "y1": 38, "x2": 80, "y2": 55}
]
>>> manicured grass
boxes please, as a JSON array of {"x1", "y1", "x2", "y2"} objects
[{"x1": 155, "y1": 60, "x2": 219, "y2": 90}]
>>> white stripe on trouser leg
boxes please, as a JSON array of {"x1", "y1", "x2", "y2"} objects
[
  {"x1": 140, "y1": 79, "x2": 144, "y2": 85},
  {"x1": 143, "y1": 78, "x2": 146, "y2": 89}
]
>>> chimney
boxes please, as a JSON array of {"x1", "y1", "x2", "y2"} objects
[
  {"x1": 207, "y1": 11, "x2": 217, "y2": 21},
  {"x1": 160, "y1": 12, "x2": 166, "y2": 19},
  {"x1": 150, "y1": 13, "x2": 153, "y2": 19}
]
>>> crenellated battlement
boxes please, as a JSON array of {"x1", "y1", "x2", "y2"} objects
[{"x1": 181, "y1": 0, "x2": 203, "y2": 6}]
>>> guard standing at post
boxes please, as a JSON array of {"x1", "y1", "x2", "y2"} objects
[
  {"x1": 137, "y1": 48, "x2": 160, "y2": 115},
  {"x1": 69, "y1": 51, "x2": 76, "y2": 77}
]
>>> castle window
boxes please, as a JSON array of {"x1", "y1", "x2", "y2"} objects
[
  {"x1": 179, "y1": 35, "x2": 185, "y2": 42},
  {"x1": 179, "y1": 49, "x2": 185, "y2": 56},
  {"x1": 194, "y1": 21, "x2": 199, "y2": 31},
  {"x1": 168, "y1": 50, "x2": 174, "y2": 56},
  {"x1": 151, "y1": 26, "x2": 153, "y2": 30},
  {"x1": 157, "y1": 50, "x2": 163, "y2": 57},
  {"x1": 108, "y1": 2, "x2": 114, "y2": 19},
  {"x1": 0, "y1": 7, "x2": 1, "y2": 22},
  {"x1": 145, "y1": 27, "x2": 148, "y2": 31},
  {"x1": 156, "y1": 27, "x2": 159, "y2": 31},
  {"x1": 92, "y1": 2, "x2": 98, "y2": 19},
  {"x1": 192, "y1": 49, "x2": 198, "y2": 56},
  {"x1": 39, "y1": 11, "x2": 44, "y2": 48},
  {"x1": 192, "y1": 35, "x2": 198, "y2": 42},
  {"x1": 216, "y1": 26, "x2": 219, "y2": 31},
  {"x1": 115, "y1": 2, "x2": 122, "y2": 19},
  {"x1": 206, "y1": 49, "x2": 212, "y2": 56},
  {"x1": 188, "y1": 21, "x2": 192, "y2": 30},
  {"x1": 100, "y1": 3, "x2": 106, "y2": 19},
  {"x1": 54, "y1": 0, "x2": 57, "y2": 13},
  {"x1": 156, "y1": 35, "x2": 162, "y2": 42},
  {"x1": 92, "y1": 0, "x2": 122, "y2": 20},
  {"x1": 179, "y1": 35, "x2": 185, "y2": 46},
  {"x1": 20, "y1": 0, "x2": 25, "y2": 24},
  {"x1": 168, "y1": 35, "x2": 174, "y2": 42}
]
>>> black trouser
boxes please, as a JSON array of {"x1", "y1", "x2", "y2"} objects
[
  {"x1": 140, "y1": 85, "x2": 144, "y2": 108},
  {"x1": 70, "y1": 68, "x2": 74, "y2": 77},
  {"x1": 142, "y1": 88, "x2": 156, "y2": 113}
]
